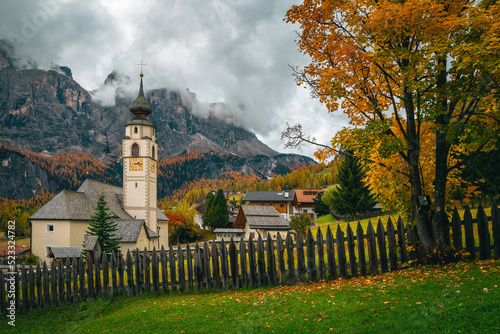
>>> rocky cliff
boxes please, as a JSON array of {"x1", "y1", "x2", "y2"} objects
[{"x1": 0, "y1": 43, "x2": 315, "y2": 200}]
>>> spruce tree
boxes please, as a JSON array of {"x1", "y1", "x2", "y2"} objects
[
  {"x1": 330, "y1": 153, "x2": 377, "y2": 217},
  {"x1": 312, "y1": 193, "x2": 330, "y2": 218},
  {"x1": 202, "y1": 192, "x2": 215, "y2": 228},
  {"x1": 210, "y1": 189, "x2": 229, "y2": 229},
  {"x1": 83, "y1": 192, "x2": 121, "y2": 259}
]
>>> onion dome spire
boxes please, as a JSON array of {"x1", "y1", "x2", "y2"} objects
[{"x1": 128, "y1": 72, "x2": 152, "y2": 118}]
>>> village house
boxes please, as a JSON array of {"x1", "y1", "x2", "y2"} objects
[
  {"x1": 242, "y1": 190, "x2": 297, "y2": 220},
  {"x1": 293, "y1": 189, "x2": 324, "y2": 220},
  {"x1": 29, "y1": 73, "x2": 169, "y2": 263},
  {"x1": 233, "y1": 205, "x2": 292, "y2": 239}
]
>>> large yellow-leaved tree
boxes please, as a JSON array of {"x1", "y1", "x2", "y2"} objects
[{"x1": 285, "y1": 0, "x2": 500, "y2": 250}]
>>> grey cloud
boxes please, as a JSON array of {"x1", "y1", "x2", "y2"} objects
[{"x1": 0, "y1": 0, "x2": 349, "y2": 159}]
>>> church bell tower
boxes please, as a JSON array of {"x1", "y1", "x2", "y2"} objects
[{"x1": 122, "y1": 72, "x2": 158, "y2": 232}]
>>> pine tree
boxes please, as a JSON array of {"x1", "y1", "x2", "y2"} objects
[
  {"x1": 330, "y1": 153, "x2": 377, "y2": 217},
  {"x1": 202, "y1": 192, "x2": 215, "y2": 228},
  {"x1": 312, "y1": 193, "x2": 330, "y2": 218},
  {"x1": 83, "y1": 192, "x2": 121, "y2": 259},
  {"x1": 209, "y1": 189, "x2": 229, "y2": 229}
]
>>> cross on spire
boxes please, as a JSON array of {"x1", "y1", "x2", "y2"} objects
[{"x1": 137, "y1": 60, "x2": 146, "y2": 76}]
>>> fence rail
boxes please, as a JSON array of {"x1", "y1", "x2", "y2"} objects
[{"x1": 1, "y1": 203, "x2": 499, "y2": 315}]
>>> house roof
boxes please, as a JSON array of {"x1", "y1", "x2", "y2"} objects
[
  {"x1": 239, "y1": 205, "x2": 290, "y2": 230},
  {"x1": 48, "y1": 246, "x2": 81, "y2": 258},
  {"x1": 213, "y1": 228, "x2": 245, "y2": 234},
  {"x1": 295, "y1": 189, "x2": 323, "y2": 204},
  {"x1": 243, "y1": 191, "x2": 296, "y2": 203},
  {"x1": 30, "y1": 179, "x2": 169, "y2": 225},
  {"x1": 113, "y1": 219, "x2": 146, "y2": 243}
]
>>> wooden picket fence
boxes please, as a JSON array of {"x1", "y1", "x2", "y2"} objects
[{"x1": 1, "y1": 203, "x2": 499, "y2": 315}]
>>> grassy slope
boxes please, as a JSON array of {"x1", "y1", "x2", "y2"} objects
[{"x1": 9, "y1": 259, "x2": 500, "y2": 334}]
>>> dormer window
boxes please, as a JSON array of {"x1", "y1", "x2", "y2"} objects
[{"x1": 132, "y1": 143, "x2": 139, "y2": 157}]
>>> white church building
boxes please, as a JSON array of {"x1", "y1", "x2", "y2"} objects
[{"x1": 30, "y1": 73, "x2": 169, "y2": 262}]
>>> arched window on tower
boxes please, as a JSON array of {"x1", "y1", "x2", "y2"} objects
[
  {"x1": 152, "y1": 146, "x2": 155, "y2": 159},
  {"x1": 132, "y1": 143, "x2": 139, "y2": 157}
]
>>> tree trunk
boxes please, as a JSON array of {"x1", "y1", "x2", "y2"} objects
[
  {"x1": 432, "y1": 56, "x2": 452, "y2": 248},
  {"x1": 404, "y1": 87, "x2": 436, "y2": 250}
]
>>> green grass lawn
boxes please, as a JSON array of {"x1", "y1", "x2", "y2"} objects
[{"x1": 9, "y1": 259, "x2": 500, "y2": 333}]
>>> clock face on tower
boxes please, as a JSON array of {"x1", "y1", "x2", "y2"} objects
[
  {"x1": 150, "y1": 160, "x2": 156, "y2": 174},
  {"x1": 129, "y1": 157, "x2": 143, "y2": 171}
]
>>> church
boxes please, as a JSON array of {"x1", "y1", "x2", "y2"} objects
[{"x1": 30, "y1": 73, "x2": 169, "y2": 262}]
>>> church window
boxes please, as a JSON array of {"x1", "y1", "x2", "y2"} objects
[
  {"x1": 47, "y1": 224, "x2": 54, "y2": 233},
  {"x1": 134, "y1": 127, "x2": 138, "y2": 134},
  {"x1": 135, "y1": 182, "x2": 138, "y2": 188},
  {"x1": 152, "y1": 146, "x2": 155, "y2": 159},
  {"x1": 132, "y1": 143, "x2": 139, "y2": 157}
]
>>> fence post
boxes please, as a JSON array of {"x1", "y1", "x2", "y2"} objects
[
  {"x1": 366, "y1": 221, "x2": 378, "y2": 275},
  {"x1": 135, "y1": 248, "x2": 143, "y2": 296},
  {"x1": 168, "y1": 245, "x2": 176, "y2": 292},
  {"x1": 177, "y1": 244, "x2": 185, "y2": 292},
  {"x1": 71, "y1": 256, "x2": 78, "y2": 303},
  {"x1": 316, "y1": 229, "x2": 326, "y2": 281},
  {"x1": 492, "y1": 201, "x2": 500, "y2": 259},
  {"x1": 286, "y1": 232, "x2": 296, "y2": 284},
  {"x1": 78, "y1": 258, "x2": 85, "y2": 302},
  {"x1": 229, "y1": 238, "x2": 239, "y2": 289},
  {"x1": 220, "y1": 240, "x2": 230, "y2": 290},
  {"x1": 152, "y1": 247, "x2": 160, "y2": 294},
  {"x1": 57, "y1": 261, "x2": 65, "y2": 305},
  {"x1": 325, "y1": 226, "x2": 337, "y2": 280},
  {"x1": 387, "y1": 218, "x2": 398, "y2": 272},
  {"x1": 248, "y1": 236, "x2": 257, "y2": 287},
  {"x1": 451, "y1": 208, "x2": 463, "y2": 251},
  {"x1": 397, "y1": 217, "x2": 407, "y2": 265},
  {"x1": 276, "y1": 233, "x2": 285, "y2": 284},
  {"x1": 296, "y1": 232, "x2": 306, "y2": 282},
  {"x1": 256, "y1": 236, "x2": 266, "y2": 286},
  {"x1": 186, "y1": 243, "x2": 193, "y2": 291},
  {"x1": 143, "y1": 248, "x2": 151, "y2": 294},
  {"x1": 65, "y1": 259, "x2": 71, "y2": 305},
  {"x1": 160, "y1": 246, "x2": 168, "y2": 294},
  {"x1": 29, "y1": 264, "x2": 36, "y2": 310},
  {"x1": 463, "y1": 207, "x2": 475, "y2": 259},
  {"x1": 126, "y1": 250, "x2": 134, "y2": 296},
  {"x1": 477, "y1": 204, "x2": 491, "y2": 260},
  {"x1": 36, "y1": 262, "x2": 43, "y2": 308},
  {"x1": 336, "y1": 225, "x2": 347, "y2": 278},
  {"x1": 101, "y1": 254, "x2": 109, "y2": 298},
  {"x1": 377, "y1": 219, "x2": 389, "y2": 273},
  {"x1": 21, "y1": 266, "x2": 28, "y2": 311},
  {"x1": 86, "y1": 254, "x2": 94, "y2": 301},
  {"x1": 194, "y1": 242, "x2": 203, "y2": 291},
  {"x1": 357, "y1": 222, "x2": 367, "y2": 276},
  {"x1": 346, "y1": 223, "x2": 357, "y2": 278},
  {"x1": 203, "y1": 241, "x2": 211, "y2": 289},
  {"x1": 240, "y1": 238, "x2": 248, "y2": 288},
  {"x1": 266, "y1": 234, "x2": 277, "y2": 285},
  {"x1": 210, "y1": 242, "x2": 220, "y2": 291}
]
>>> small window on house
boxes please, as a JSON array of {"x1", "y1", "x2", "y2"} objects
[
  {"x1": 134, "y1": 127, "x2": 138, "y2": 134},
  {"x1": 132, "y1": 143, "x2": 139, "y2": 157},
  {"x1": 47, "y1": 224, "x2": 54, "y2": 233},
  {"x1": 152, "y1": 146, "x2": 155, "y2": 159},
  {"x1": 303, "y1": 209, "x2": 307, "y2": 213},
  {"x1": 46, "y1": 246, "x2": 51, "y2": 256},
  {"x1": 280, "y1": 204, "x2": 284, "y2": 208}
]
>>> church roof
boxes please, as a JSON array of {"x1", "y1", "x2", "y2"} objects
[
  {"x1": 128, "y1": 76, "x2": 152, "y2": 118},
  {"x1": 113, "y1": 219, "x2": 146, "y2": 243},
  {"x1": 30, "y1": 190, "x2": 91, "y2": 220},
  {"x1": 30, "y1": 179, "x2": 168, "y2": 225}
]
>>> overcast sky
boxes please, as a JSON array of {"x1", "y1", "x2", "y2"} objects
[{"x1": 0, "y1": 0, "x2": 349, "y2": 160}]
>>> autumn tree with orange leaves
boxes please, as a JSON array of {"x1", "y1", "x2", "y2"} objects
[{"x1": 285, "y1": 0, "x2": 500, "y2": 251}]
